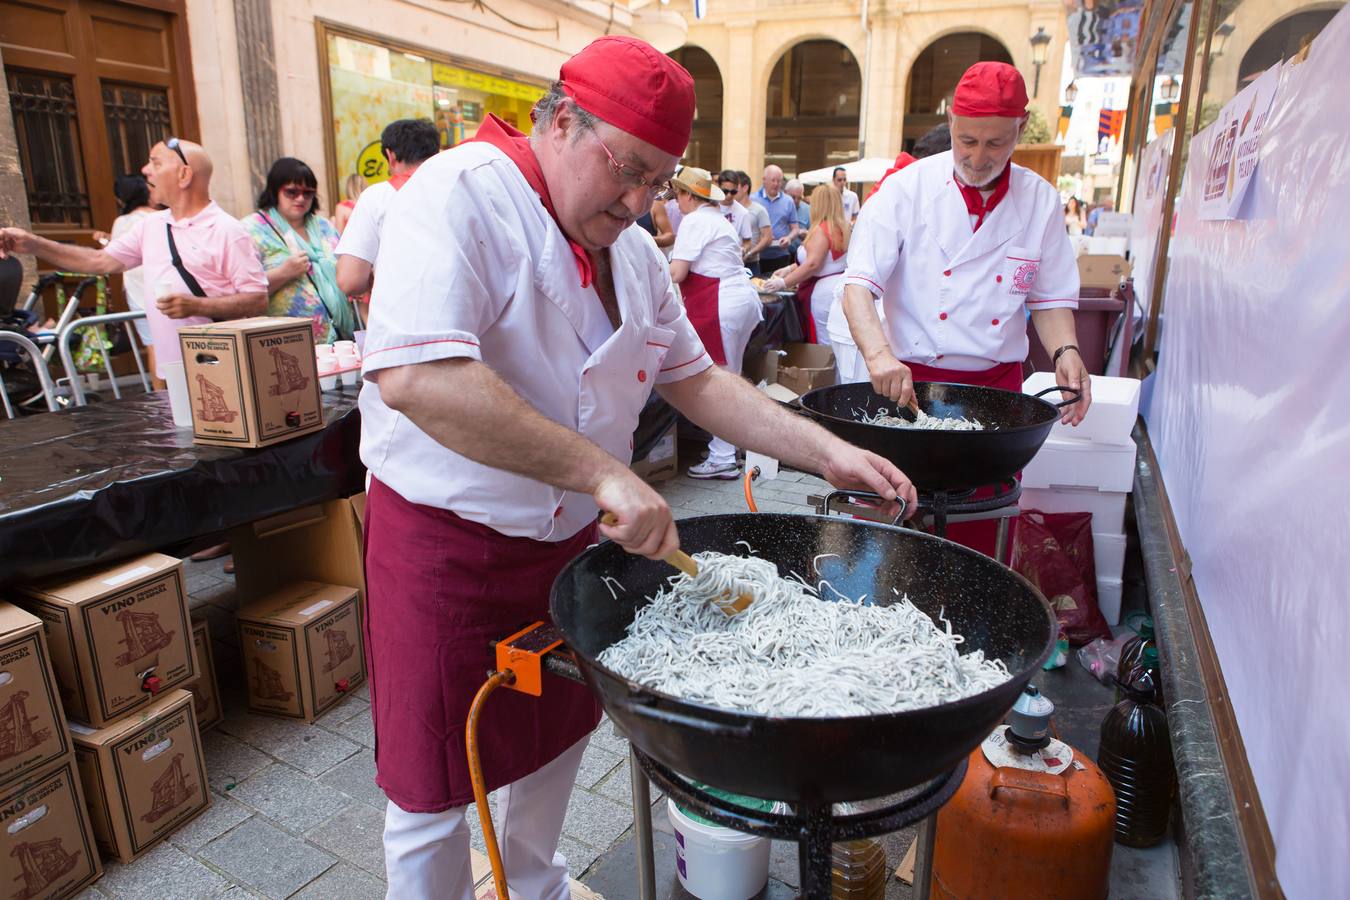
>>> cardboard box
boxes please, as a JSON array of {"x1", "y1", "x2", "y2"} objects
[
  {"x1": 70, "y1": 690, "x2": 208, "y2": 863},
  {"x1": 1077, "y1": 254, "x2": 1131, "y2": 290},
  {"x1": 229, "y1": 496, "x2": 366, "y2": 609},
  {"x1": 16, "y1": 555, "x2": 196, "y2": 728},
  {"x1": 631, "y1": 431, "x2": 677, "y2": 483},
  {"x1": 187, "y1": 619, "x2": 222, "y2": 732},
  {"x1": 178, "y1": 316, "x2": 323, "y2": 448},
  {"x1": 774, "y1": 343, "x2": 835, "y2": 396},
  {"x1": 0, "y1": 603, "x2": 70, "y2": 786},
  {"x1": 0, "y1": 756, "x2": 102, "y2": 898},
  {"x1": 237, "y1": 582, "x2": 365, "y2": 722}
]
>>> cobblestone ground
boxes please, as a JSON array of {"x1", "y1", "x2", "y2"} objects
[{"x1": 70, "y1": 468, "x2": 849, "y2": 899}]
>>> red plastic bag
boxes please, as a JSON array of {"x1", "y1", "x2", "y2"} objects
[{"x1": 1012, "y1": 510, "x2": 1111, "y2": 646}]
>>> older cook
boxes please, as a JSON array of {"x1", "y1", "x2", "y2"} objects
[
  {"x1": 358, "y1": 36, "x2": 916, "y2": 899},
  {"x1": 841, "y1": 62, "x2": 1092, "y2": 555}
]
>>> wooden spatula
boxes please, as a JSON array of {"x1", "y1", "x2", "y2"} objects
[{"x1": 600, "y1": 514, "x2": 752, "y2": 615}]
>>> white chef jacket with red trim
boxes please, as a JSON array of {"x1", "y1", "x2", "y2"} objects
[
  {"x1": 843, "y1": 150, "x2": 1079, "y2": 371},
  {"x1": 358, "y1": 142, "x2": 712, "y2": 541}
]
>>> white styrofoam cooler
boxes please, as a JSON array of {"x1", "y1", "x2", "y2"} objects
[
  {"x1": 1020, "y1": 486, "x2": 1127, "y2": 536},
  {"x1": 1023, "y1": 372, "x2": 1141, "y2": 446},
  {"x1": 1093, "y1": 532, "x2": 1127, "y2": 583},
  {"x1": 1097, "y1": 576, "x2": 1124, "y2": 626},
  {"x1": 1022, "y1": 437, "x2": 1136, "y2": 493}
]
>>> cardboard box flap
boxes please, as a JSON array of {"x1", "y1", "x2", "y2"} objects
[
  {"x1": 186, "y1": 315, "x2": 312, "y2": 335},
  {"x1": 20, "y1": 553, "x2": 180, "y2": 605},
  {"x1": 780, "y1": 343, "x2": 835, "y2": 369},
  {"x1": 241, "y1": 581, "x2": 359, "y2": 625},
  {"x1": 70, "y1": 689, "x2": 194, "y2": 747},
  {"x1": 0, "y1": 600, "x2": 41, "y2": 636},
  {"x1": 762, "y1": 382, "x2": 800, "y2": 404}
]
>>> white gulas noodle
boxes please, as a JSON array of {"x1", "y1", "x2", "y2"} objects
[
  {"x1": 857, "y1": 406, "x2": 985, "y2": 431},
  {"x1": 598, "y1": 551, "x2": 1010, "y2": 717}
]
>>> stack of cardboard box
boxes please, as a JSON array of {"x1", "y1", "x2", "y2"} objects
[
  {"x1": 13, "y1": 556, "x2": 211, "y2": 867},
  {"x1": 0, "y1": 602, "x2": 102, "y2": 899}
]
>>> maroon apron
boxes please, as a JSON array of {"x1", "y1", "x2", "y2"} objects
[
  {"x1": 362, "y1": 477, "x2": 602, "y2": 813},
  {"x1": 682, "y1": 272, "x2": 727, "y2": 365},
  {"x1": 908, "y1": 360, "x2": 1024, "y2": 560},
  {"x1": 795, "y1": 276, "x2": 820, "y2": 343}
]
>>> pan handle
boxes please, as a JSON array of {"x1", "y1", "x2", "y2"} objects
[
  {"x1": 821, "y1": 490, "x2": 909, "y2": 527},
  {"x1": 1032, "y1": 385, "x2": 1082, "y2": 409},
  {"x1": 625, "y1": 697, "x2": 755, "y2": 739}
]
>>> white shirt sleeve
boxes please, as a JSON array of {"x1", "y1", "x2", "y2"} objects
[
  {"x1": 361, "y1": 170, "x2": 520, "y2": 375},
  {"x1": 1026, "y1": 192, "x2": 1081, "y2": 311},
  {"x1": 334, "y1": 183, "x2": 389, "y2": 264},
  {"x1": 670, "y1": 211, "x2": 706, "y2": 264},
  {"x1": 843, "y1": 178, "x2": 904, "y2": 299}
]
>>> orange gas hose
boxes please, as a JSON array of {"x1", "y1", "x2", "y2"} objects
[
  {"x1": 467, "y1": 670, "x2": 515, "y2": 899},
  {"x1": 742, "y1": 466, "x2": 760, "y2": 512}
]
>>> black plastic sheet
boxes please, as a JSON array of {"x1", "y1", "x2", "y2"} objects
[{"x1": 0, "y1": 389, "x2": 364, "y2": 588}]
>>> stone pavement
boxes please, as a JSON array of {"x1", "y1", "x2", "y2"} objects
[{"x1": 70, "y1": 467, "x2": 837, "y2": 899}]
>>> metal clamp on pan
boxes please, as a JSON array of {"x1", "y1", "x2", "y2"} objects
[{"x1": 814, "y1": 489, "x2": 909, "y2": 526}]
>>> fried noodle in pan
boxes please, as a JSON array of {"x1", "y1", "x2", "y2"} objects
[
  {"x1": 598, "y1": 550, "x2": 1010, "y2": 717},
  {"x1": 856, "y1": 406, "x2": 985, "y2": 431}
]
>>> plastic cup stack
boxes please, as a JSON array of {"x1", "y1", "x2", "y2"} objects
[{"x1": 334, "y1": 340, "x2": 361, "y2": 387}]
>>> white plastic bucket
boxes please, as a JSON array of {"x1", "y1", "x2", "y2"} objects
[
  {"x1": 161, "y1": 360, "x2": 193, "y2": 428},
  {"x1": 667, "y1": 798, "x2": 770, "y2": 900}
]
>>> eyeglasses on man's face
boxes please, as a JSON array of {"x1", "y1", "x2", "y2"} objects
[
  {"x1": 719, "y1": 184, "x2": 738, "y2": 197},
  {"x1": 587, "y1": 127, "x2": 674, "y2": 202}
]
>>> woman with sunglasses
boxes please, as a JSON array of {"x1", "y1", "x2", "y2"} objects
[{"x1": 241, "y1": 157, "x2": 356, "y2": 343}]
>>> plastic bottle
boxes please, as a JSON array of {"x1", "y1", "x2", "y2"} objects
[
  {"x1": 1115, "y1": 617, "x2": 1156, "y2": 687},
  {"x1": 831, "y1": 837, "x2": 886, "y2": 899},
  {"x1": 1116, "y1": 645, "x2": 1162, "y2": 706},
  {"x1": 1097, "y1": 670, "x2": 1176, "y2": 847}
]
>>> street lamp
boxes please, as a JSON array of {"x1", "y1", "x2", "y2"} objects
[
  {"x1": 1213, "y1": 22, "x2": 1235, "y2": 58},
  {"x1": 1160, "y1": 75, "x2": 1181, "y2": 103},
  {"x1": 1064, "y1": 80, "x2": 1078, "y2": 104},
  {"x1": 1030, "y1": 27, "x2": 1052, "y2": 98}
]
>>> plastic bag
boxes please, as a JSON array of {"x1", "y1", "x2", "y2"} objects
[
  {"x1": 1076, "y1": 633, "x2": 1131, "y2": 684},
  {"x1": 1012, "y1": 509, "x2": 1112, "y2": 646}
]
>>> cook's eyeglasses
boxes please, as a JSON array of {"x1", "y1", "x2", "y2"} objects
[
  {"x1": 165, "y1": 137, "x2": 189, "y2": 167},
  {"x1": 587, "y1": 127, "x2": 673, "y2": 201}
]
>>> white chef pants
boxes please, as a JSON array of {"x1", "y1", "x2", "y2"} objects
[
  {"x1": 706, "y1": 283, "x2": 765, "y2": 467},
  {"x1": 383, "y1": 734, "x2": 589, "y2": 900}
]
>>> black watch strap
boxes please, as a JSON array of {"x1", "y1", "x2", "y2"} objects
[{"x1": 1052, "y1": 344, "x2": 1080, "y2": 366}]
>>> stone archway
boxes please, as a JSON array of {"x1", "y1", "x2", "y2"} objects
[
  {"x1": 903, "y1": 32, "x2": 1014, "y2": 150},
  {"x1": 763, "y1": 39, "x2": 862, "y2": 177},
  {"x1": 1237, "y1": 8, "x2": 1340, "y2": 87},
  {"x1": 669, "y1": 45, "x2": 723, "y2": 171}
]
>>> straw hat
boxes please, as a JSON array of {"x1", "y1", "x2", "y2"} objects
[{"x1": 671, "y1": 166, "x2": 724, "y2": 202}]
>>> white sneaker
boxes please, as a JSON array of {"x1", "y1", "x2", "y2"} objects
[{"x1": 687, "y1": 459, "x2": 740, "y2": 480}]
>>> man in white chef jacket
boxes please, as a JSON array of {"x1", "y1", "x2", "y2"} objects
[
  {"x1": 841, "y1": 62, "x2": 1092, "y2": 555},
  {"x1": 356, "y1": 36, "x2": 917, "y2": 900}
]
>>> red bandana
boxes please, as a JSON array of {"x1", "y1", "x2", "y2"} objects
[
  {"x1": 864, "y1": 152, "x2": 916, "y2": 204},
  {"x1": 387, "y1": 172, "x2": 412, "y2": 191},
  {"x1": 955, "y1": 163, "x2": 1011, "y2": 231},
  {"x1": 469, "y1": 114, "x2": 594, "y2": 288}
]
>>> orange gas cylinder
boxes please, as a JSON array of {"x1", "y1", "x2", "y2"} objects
[{"x1": 930, "y1": 686, "x2": 1116, "y2": 900}]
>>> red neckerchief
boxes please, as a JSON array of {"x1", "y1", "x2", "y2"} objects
[
  {"x1": 864, "y1": 152, "x2": 916, "y2": 204},
  {"x1": 469, "y1": 114, "x2": 593, "y2": 288},
  {"x1": 955, "y1": 163, "x2": 1011, "y2": 231},
  {"x1": 388, "y1": 172, "x2": 411, "y2": 191}
]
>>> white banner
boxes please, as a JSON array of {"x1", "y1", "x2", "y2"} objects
[
  {"x1": 1128, "y1": 129, "x2": 1172, "y2": 325},
  {"x1": 1196, "y1": 63, "x2": 1280, "y2": 220}
]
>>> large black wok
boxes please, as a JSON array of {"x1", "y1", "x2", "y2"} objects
[
  {"x1": 550, "y1": 514, "x2": 1055, "y2": 804},
  {"x1": 799, "y1": 381, "x2": 1076, "y2": 491}
]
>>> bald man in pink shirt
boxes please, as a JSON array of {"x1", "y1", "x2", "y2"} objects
[{"x1": 1, "y1": 139, "x2": 266, "y2": 376}]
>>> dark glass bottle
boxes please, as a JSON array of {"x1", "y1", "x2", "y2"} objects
[
  {"x1": 1097, "y1": 670, "x2": 1176, "y2": 847},
  {"x1": 1116, "y1": 645, "x2": 1163, "y2": 706}
]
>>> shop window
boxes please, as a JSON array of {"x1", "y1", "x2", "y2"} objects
[
  {"x1": 7, "y1": 70, "x2": 91, "y2": 227},
  {"x1": 103, "y1": 83, "x2": 173, "y2": 178}
]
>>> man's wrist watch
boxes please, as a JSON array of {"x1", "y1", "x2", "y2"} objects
[{"x1": 1052, "y1": 344, "x2": 1080, "y2": 367}]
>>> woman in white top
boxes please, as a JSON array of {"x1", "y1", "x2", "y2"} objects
[
  {"x1": 96, "y1": 175, "x2": 159, "y2": 384},
  {"x1": 762, "y1": 184, "x2": 850, "y2": 344},
  {"x1": 668, "y1": 166, "x2": 764, "y2": 479}
]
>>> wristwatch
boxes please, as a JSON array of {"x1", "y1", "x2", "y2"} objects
[{"x1": 1052, "y1": 344, "x2": 1080, "y2": 367}]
